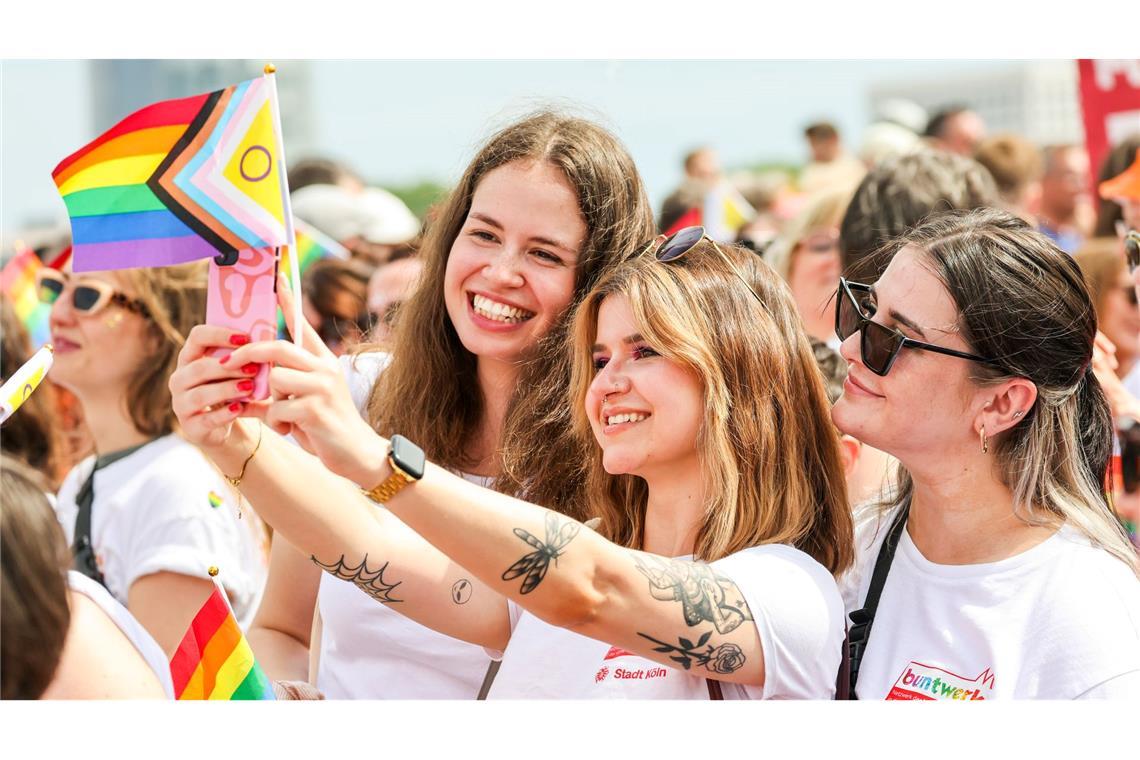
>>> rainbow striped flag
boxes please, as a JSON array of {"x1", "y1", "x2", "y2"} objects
[
  {"x1": 169, "y1": 582, "x2": 275, "y2": 700},
  {"x1": 52, "y1": 73, "x2": 293, "y2": 273},
  {"x1": 1, "y1": 245, "x2": 52, "y2": 349},
  {"x1": 280, "y1": 218, "x2": 349, "y2": 283}
]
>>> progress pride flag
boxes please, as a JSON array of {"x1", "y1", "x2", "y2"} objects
[{"x1": 1077, "y1": 59, "x2": 1140, "y2": 197}]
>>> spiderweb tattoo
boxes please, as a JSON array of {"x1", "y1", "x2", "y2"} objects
[{"x1": 311, "y1": 554, "x2": 403, "y2": 604}]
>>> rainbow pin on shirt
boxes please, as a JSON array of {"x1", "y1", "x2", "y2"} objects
[{"x1": 0, "y1": 343, "x2": 54, "y2": 424}]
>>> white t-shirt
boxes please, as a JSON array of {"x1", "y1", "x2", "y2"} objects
[
  {"x1": 487, "y1": 544, "x2": 845, "y2": 699},
  {"x1": 67, "y1": 571, "x2": 175, "y2": 698},
  {"x1": 313, "y1": 352, "x2": 492, "y2": 699},
  {"x1": 55, "y1": 434, "x2": 268, "y2": 629},
  {"x1": 839, "y1": 505, "x2": 1140, "y2": 699}
]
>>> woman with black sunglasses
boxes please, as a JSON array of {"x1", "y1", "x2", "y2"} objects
[
  {"x1": 169, "y1": 227, "x2": 854, "y2": 699},
  {"x1": 41, "y1": 263, "x2": 267, "y2": 659},
  {"x1": 834, "y1": 208, "x2": 1140, "y2": 699}
]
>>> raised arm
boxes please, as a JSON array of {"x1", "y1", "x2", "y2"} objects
[
  {"x1": 169, "y1": 326, "x2": 511, "y2": 653},
  {"x1": 315, "y1": 453, "x2": 774, "y2": 688}
]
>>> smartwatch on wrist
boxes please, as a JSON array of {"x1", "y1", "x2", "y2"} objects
[{"x1": 362, "y1": 435, "x2": 425, "y2": 504}]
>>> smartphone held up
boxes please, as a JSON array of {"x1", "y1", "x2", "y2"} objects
[{"x1": 206, "y1": 248, "x2": 279, "y2": 400}]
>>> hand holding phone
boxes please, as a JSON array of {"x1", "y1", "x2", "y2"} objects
[{"x1": 206, "y1": 248, "x2": 278, "y2": 400}]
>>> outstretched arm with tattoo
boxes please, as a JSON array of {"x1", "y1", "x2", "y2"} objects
[{"x1": 169, "y1": 287, "x2": 767, "y2": 686}]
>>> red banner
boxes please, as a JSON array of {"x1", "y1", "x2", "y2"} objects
[{"x1": 1077, "y1": 59, "x2": 1140, "y2": 196}]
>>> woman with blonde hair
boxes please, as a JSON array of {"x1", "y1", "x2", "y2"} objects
[
  {"x1": 41, "y1": 261, "x2": 266, "y2": 656},
  {"x1": 764, "y1": 189, "x2": 850, "y2": 344},
  {"x1": 835, "y1": 209, "x2": 1140, "y2": 699},
  {"x1": 229, "y1": 112, "x2": 656, "y2": 698},
  {"x1": 170, "y1": 226, "x2": 854, "y2": 699}
]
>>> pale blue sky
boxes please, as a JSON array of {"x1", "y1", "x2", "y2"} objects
[{"x1": 1, "y1": 59, "x2": 1008, "y2": 236}]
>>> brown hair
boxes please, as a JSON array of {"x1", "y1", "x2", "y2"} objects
[
  {"x1": 304, "y1": 257, "x2": 372, "y2": 348},
  {"x1": 362, "y1": 111, "x2": 654, "y2": 518},
  {"x1": 840, "y1": 149, "x2": 1000, "y2": 276},
  {"x1": 568, "y1": 240, "x2": 855, "y2": 573},
  {"x1": 1, "y1": 301, "x2": 65, "y2": 486},
  {"x1": 874, "y1": 208, "x2": 1138, "y2": 576},
  {"x1": 974, "y1": 133, "x2": 1043, "y2": 205},
  {"x1": 1073, "y1": 237, "x2": 1129, "y2": 316},
  {"x1": 118, "y1": 261, "x2": 207, "y2": 438},
  {"x1": 1, "y1": 455, "x2": 72, "y2": 699}
]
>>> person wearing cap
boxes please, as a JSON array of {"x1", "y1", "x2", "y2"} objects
[{"x1": 291, "y1": 183, "x2": 421, "y2": 267}]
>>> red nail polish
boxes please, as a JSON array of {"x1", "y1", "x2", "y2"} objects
[
  {"x1": 229, "y1": 334, "x2": 250, "y2": 346},
  {"x1": 219, "y1": 354, "x2": 231, "y2": 365},
  {"x1": 228, "y1": 401, "x2": 242, "y2": 413},
  {"x1": 241, "y1": 363, "x2": 259, "y2": 375},
  {"x1": 236, "y1": 379, "x2": 254, "y2": 391}
]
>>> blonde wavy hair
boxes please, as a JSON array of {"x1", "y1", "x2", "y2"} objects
[
  {"x1": 764, "y1": 189, "x2": 851, "y2": 281},
  {"x1": 118, "y1": 261, "x2": 207, "y2": 438},
  {"x1": 567, "y1": 238, "x2": 855, "y2": 572}
]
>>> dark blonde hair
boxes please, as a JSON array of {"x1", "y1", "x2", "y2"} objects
[
  {"x1": 118, "y1": 261, "x2": 207, "y2": 438},
  {"x1": 879, "y1": 209, "x2": 1138, "y2": 576},
  {"x1": 1, "y1": 455, "x2": 71, "y2": 699},
  {"x1": 363, "y1": 111, "x2": 654, "y2": 517},
  {"x1": 568, "y1": 240, "x2": 855, "y2": 573}
]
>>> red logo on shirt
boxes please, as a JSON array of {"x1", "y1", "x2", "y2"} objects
[
  {"x1": 595, "y1": 666, "x2": 610, "y2": 683},
  {"x1": 604, "y1": 645, "x2": 637, "y2": 660},
  {"x1": 886, "y1": 661, "x2": 996, "y2": 701}
]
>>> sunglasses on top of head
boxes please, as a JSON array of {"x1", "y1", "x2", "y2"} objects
[
  {"x1": 35, "y1": 268, "x2": 151, "y2": 320},
  {"x1": 834, "y1": 277, "x2": 1002, "y2": 377},
  {"x1": 641, "y1": 226, "x2": 765, "y2": 308}
]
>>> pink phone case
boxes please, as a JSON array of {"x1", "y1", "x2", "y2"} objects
[{"x1": 206, "y1": 247, "x2": 278, "y2": 400}]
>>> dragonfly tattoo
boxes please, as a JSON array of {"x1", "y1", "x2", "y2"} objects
[{"x1": 501, "y1": 511, "x2": 581, "y2": 594}]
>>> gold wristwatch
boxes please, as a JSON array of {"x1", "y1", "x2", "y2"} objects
[{"x1": 362, "y1": 435, "x2": 426, "y2": 504}]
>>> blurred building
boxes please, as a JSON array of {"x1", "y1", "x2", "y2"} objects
[
  {"x1": 869, "y1": 60, "x2": 1083, "y2": 147},
  {"x1": 89, "y1": 60, "x2": 316, "y2": 155}
]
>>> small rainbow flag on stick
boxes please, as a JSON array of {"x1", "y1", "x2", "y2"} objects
[
  {"x1": 169, "y1": 571, "x2": 275, "y2": 700},
  {"x1": 276, "y1": 219, "x2": 350, "y2": 335},
  {"x1": 280, "y1": 218, "x2": 349, "y2": 283},
  {"x1": 52, "y1": 71, "x2": 294, "y2": 273},
  {"x1": 1, "y1": 243, "x2": 53, "y2": 349}
]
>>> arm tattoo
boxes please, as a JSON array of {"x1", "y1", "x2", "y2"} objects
[
  {"x1": 639, "y1": 631, "x2": 746, "y2": 675},
  {"x1": 501, "y1": 511, "x2": 581, "y2": 594},
  {"x1": 311, "y1": 554, "x2": 403, "y2": 604},
  {"x1": 633, "y1": 555, "x2": 754, "y2": 634},
  {"x1": 451, "y1": 578, "x2": 473, "y2": 605}
]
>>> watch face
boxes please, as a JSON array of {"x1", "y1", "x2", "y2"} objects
[{"x1": 390, "y1": 435, "x2": 426, "y2": 480}]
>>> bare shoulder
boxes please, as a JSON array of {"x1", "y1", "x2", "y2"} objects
[{"x1": 41, "y1": 591, "x2": 167, "y2": 700}]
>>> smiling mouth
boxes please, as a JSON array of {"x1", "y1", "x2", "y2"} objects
[
  {"x1": 470, "y1": 293, "x2": 535, "y2": 324},
  {"x1": 605, "y1": 412, "x2": 650, "y2": 427}
]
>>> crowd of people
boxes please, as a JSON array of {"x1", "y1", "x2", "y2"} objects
[{"x1": 3, "y1": 99, "x2": 1140, "y2": 701}]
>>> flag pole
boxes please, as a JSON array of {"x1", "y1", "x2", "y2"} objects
[
  {"x1": 206, "y1": 565, "x2": 240, "y2": 619},
  {"x1": 263, "y1": 63, "x2": 303, "y2": 347}
]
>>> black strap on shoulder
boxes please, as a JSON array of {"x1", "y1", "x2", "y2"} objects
[
  {"x1": 845, "y1": 502, "x2": 910, "y2": 699},
  {"x1": 476, "y1": 660, "x2": 501, "y2": 700},
  {"x1": 706, "y1": 678, "x2": 723, "y2": 700},
  {"x1": 71, "y1": 439, "x2": 155, "y2": 588}
]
